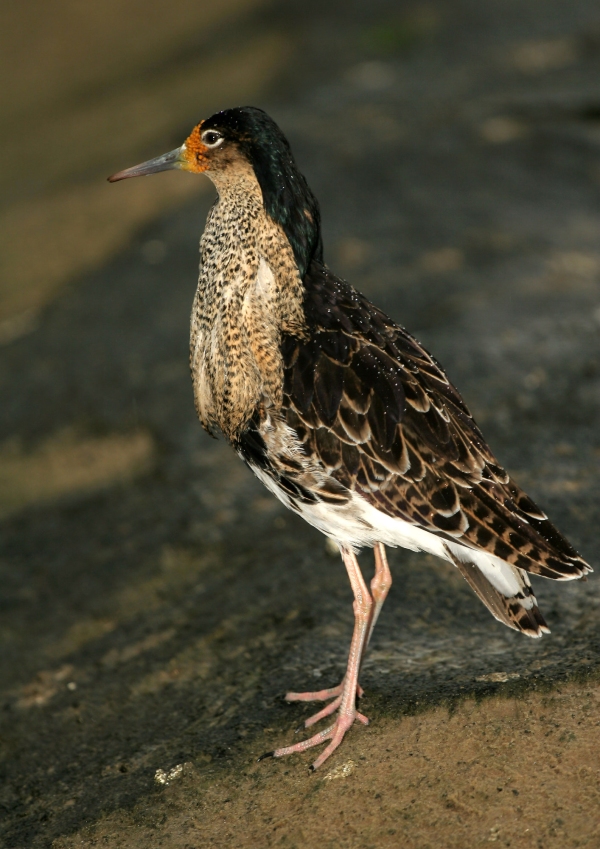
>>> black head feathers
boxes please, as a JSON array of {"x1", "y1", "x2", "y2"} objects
[{"x1": 202, "y1": 107, "x2": 323, "y2": 278}]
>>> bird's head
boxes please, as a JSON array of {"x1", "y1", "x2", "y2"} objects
[{"x1": 109, "y1": 106, "x2": 323, "y2": 277}]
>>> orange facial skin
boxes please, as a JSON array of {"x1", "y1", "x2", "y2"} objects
[{"x1": 181, "y1": 122, "x2": 210, "y2": 173}]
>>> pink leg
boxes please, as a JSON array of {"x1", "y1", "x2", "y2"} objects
[
  {"x1": 367, "y1": 543, "x2": 392, "y2": 645},
  {"x1": 286, "y1": 543, "x2": 391, "y2": 716},
  {"x1": 262, "y1": 545, "x2": 375, "y2": 770},
  {"x1": 288, "y1": 544, "x2": 392, "y2": 731}
]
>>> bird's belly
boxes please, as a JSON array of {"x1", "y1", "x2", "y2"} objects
[
  {"x1": 249, "y1": 460, "x2": 530, "y2": 607},
  {"x1": 248, "y1": 460, "x2": 449, "y2": 557}
]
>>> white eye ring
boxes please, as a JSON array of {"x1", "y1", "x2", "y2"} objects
[{"x1": 201, "y1": 130, "x2": 224, "y2": 148}]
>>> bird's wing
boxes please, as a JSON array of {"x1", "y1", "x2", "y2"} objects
[{"x1": 279, "y1": 262, "x2": 589, "y2": 580}]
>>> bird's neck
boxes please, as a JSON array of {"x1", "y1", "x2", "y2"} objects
[{"x1": 190, "y1": 171, "x2": 307, "y2": 441}]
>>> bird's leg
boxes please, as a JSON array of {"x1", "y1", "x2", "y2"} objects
[
  {"x1": 367, "y1": 542, "x2": 392, "y2": 645},
  {"x1": 285, "y1": 543, "x2": 391, "y2": 727},
  {"x1": 265, "y1": 545, "x2": 373, "y2": 769}
]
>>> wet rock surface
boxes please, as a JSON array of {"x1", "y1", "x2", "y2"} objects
[{"x1": 1, "y1": 0, "x2": 600, "y2": 846}]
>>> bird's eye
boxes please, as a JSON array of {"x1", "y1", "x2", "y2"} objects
[{"x1": 202, "y1": 130, "x2": 223, "y2": 148}]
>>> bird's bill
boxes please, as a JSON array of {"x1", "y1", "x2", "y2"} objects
[{"x1": 107, "y1": 145, "x2": 187, "y2": 182}]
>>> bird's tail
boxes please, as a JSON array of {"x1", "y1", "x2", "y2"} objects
[{"x1": 444, "y1": 544, "x2": 550, "y2": 638}]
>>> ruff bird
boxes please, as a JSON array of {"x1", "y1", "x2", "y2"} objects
[{"x1": 109, "y1": 106, "x2": 590, "y2": 770}]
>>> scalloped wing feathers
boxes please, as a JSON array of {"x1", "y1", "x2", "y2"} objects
[{"x1": 275, "y1": 263, "x2": 590, "y2": 582}]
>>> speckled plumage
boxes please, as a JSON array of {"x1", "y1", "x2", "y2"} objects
[
  {"x1": 189, "y1": 155, "x2": 306, "y2": 440},
  {"x1": 109, "y1": 105, "x2": 591, "y2": 770}
]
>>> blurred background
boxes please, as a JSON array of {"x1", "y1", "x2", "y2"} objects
[
  {"x1": 1, "y1": 1, "x2": 600, "y2": 847},
  {"x1": 0, "y1": 0, "x2": 287, "y2": 335}
]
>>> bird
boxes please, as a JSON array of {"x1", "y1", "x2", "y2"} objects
[{"x1": 109, "y1": 106, "x2": 591, "y2": 770}]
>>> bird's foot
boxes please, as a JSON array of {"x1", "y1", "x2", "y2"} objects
[
  {"x1": 285, "y1": 680, "x2": 364, "y2": 703},
  {"x1": 286, "y1": 681, "x2": 369, "y2": 734},
  {"x1": 260, "y1": 706, "x2": 368, "y2": 771},
  {"x1": 286, "y1": 680, "x2": 365, "y2": 730}
]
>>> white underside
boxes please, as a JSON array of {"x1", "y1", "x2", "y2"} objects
[{"x1": 250, "y1": 463, "x2": 533, "y2": 606}]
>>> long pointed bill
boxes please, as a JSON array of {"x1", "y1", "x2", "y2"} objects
[{"x1": 108, "y1": 145, "x2": 186, "y2": 182}]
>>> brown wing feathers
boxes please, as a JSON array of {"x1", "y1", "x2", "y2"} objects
[{"x1": 281, "y1": 262, "x2": 590, "y2": 581}]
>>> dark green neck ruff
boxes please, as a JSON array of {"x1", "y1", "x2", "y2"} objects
[{"x1": 202, "y1": 106, "x2": 323, "y2": 279}]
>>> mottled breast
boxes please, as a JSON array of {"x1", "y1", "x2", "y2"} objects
[{"x1": 189, "y1": 167, "x2": 307, "y2": 441}]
